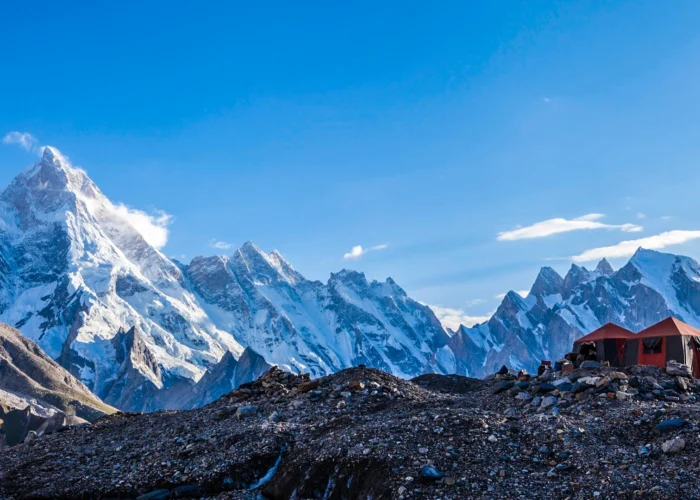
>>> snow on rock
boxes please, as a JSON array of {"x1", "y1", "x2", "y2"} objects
[{"x1": 0, "y1": 148, "x2": 452, "y2": 411}]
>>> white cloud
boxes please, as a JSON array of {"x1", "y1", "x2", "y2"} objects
[
  {"x1": 343, "y1": 243, "x2": 388, "y2": 260},
  {"x1": 495, "y1": 290, "x2": 529, "y2": 300},
  {"x1": 466, "y1": 298, "x2": 486, "y2": 307},
  {"x1": 572, "y1": 230, "x2": 700, "y2": 262},
  {"x1": 3, "y1": 131, "x2": 39, "y2": 152},
  {"x1": 636, "y1": 212, "x2": 646, "y2": 219},
  {"x1": 209, "y1": 239, "x2": 232, "y2": 250},
  {"x1": 542, "y1": 97, "x2": 552, "y2": 103},
  {"x1": 497, "y1": 213, "x2": 643, "y2": 241},
  {"x1": 113, "y1": 204, "x2": 173, "y2": 249},
  {"x1": 429, "y1": 305, "x2": 492, "y2": 330}
]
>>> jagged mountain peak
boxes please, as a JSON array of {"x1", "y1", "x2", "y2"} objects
[
  {"x1": 595, "y1": 258, "x2": 614, "y2": 275},
  {"x1": 495, "y1": 290, "x2": 529, "y2": 314},
  {"x1": 563, "y1": 263, "x2": 592, "y2": 295},
  {"x1": 25, "y1": 146, "x2": 97, "y2": 195},
  {"x1": 2, "y1": 146, "x2": 103, "y2": 224},
  {"x1": 237, "y1": 240, "x2": 261, "y2": 255},
  {"x1": 233, "y1": 241, "x2": 300, "y2": 284},
  {"x1": 332, "y1": 268, "x2": 367, "y2": 281},
  {"x1": 530, "y1": 266, "x2": 564, "y2": 297},
  {"x1": 626, "y1": 248, "x2": 700, "y2": 283},
  {"x1": 629, "y1": 247, "x2": 672, "y2": 268}
]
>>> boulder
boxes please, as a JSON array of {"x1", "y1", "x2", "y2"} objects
[
  {"x1": 676, "y1": 377, "x2": 689, "y2": 392},
  {"x1": 493, "y1": 381, "x2": 514, "y2": 394},
  {"x1": 540, "y1": 396, "x2": 557, "y2": 409},
  {"x1": 666, "y1": 361, "x2": 692, "y2": 378},
  {"x1": 661, "y1": 437, "x2": 686, "y2": 455},
  {"x1": 420, "y1": 465, "x2": 445, "y2": 480},
  {"x1": 615, "y1": 391, "x2": 633, "y2": 401},
  {"x1": 235, "y1": 405, "x2": 258, "y2": 420},
  {"x1": 656, "y1": 418, "x2": 685, "y2": 433}
]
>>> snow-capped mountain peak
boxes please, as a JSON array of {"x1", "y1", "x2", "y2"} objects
[
  {"x1": 595, "y1": 258, "x2": 614, "y2": 275},
  {"x1": 0, "y1": 149, "x2": 453, "y2": 411},
  {"x1": 529, "y1": 266, "x2": 564, "y2": 297},
  {"x1": 449, "y1": 247, "x2": 700, "y2": 377}
]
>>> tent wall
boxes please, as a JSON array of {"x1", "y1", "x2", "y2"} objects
[
  {"x1": 637, "y1": 336, "x2": 666, "y2": 367},
  {"x1": 666, "y1": 336, "x2": 688, "y2": 365},
  {"x1": 625, "y1": 339, "x2": 639, "y2": 365}
]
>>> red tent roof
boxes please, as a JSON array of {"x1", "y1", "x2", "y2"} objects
[
  {"x1": 636, "y1": 317, "x2": 700, "y2": 338},
  {"x1": 574, "y1": 323, "x2": 636, "y2": 343}
]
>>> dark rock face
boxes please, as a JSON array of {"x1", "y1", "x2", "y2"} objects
[
  {"x1": 183, "y1": 347, "x2": 272, "y2": 409},
  {"x1": 0, "y1": 321, "x2": 114, "y2": 445},
  {"x1": 0, "y1": 322, "x2": 113, "y2": 420}
]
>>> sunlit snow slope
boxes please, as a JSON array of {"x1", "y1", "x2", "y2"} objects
[{"x1": 0, "y1": 148, "x2": 450, "y2": 410}]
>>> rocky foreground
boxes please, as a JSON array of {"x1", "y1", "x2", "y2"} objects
[{"x1": 2, "y1": 364, "x2": 700, "y2": 500}]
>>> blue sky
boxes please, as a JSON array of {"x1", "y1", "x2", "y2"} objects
[{"x1": 2, "y1": 1, "x2": 700, "y2": 328}]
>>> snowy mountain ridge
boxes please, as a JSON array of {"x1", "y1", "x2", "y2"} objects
[
  {"x1": 3, "y1": 147, "x2": 700, "y2": 409},
  {"x1": 449, "y1": 249, "x2": 700, "y2": 377},
  {"x1": 0, "y1": 148, "x2": 449, "y2": 411}
]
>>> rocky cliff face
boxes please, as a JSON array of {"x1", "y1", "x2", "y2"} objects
[
  {"x1": 0, "y1": 321, "x2": 115, "y2": 446},
  {"x1": 451, "y1": 250, "x2": 700, "y2": 377}
]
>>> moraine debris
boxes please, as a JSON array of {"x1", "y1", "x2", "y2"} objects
[{"x1": 2, "y1": 363, "x2": 700, "y2": 499}]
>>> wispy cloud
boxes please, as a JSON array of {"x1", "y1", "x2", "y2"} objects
[
  {"x1": 428, "y1": 304, "x2": 492, "y2": 330},
  {"x1": 636, "y1": 212, "x2": 646, "y2": 219},
  {"x1": 495, "y1": 290, "x2": 529, "y2": 300},
  {"x1": 466, "y1": 298, "x2": 486, "y2": 307},
  {"x1": 209, "y1": 239, "x2": 232, "y2": 250},
  {"x1": 497, "y1": 213, "x2": 642, "y2": 241},
  {"x1": 2, "y1": 131, "x2": 39, "y2": 153},
  {"x1": 343, "y1": 243, "x2": 388, "y2": 260},
  {"x1": 572, "y1": 230, "x2": 700, "y2": 262},
  {"x1": 113, "y1": 204, "x2": 173, "y2": 249}
]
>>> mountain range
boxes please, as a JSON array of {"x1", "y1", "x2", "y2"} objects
[
  {"x1": 2, "y1": 147, "x2": 700, "y2": 411},
  {"x1": 0, "y1": 148, "x2": 449, "y2": 411},
  {"x1": 450, "y1": 249, "x2": 700, "y2": 377}
]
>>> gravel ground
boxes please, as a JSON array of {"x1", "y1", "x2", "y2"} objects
[{"x1": 2, "y1": 365, "x2": 700, "y2": 499}]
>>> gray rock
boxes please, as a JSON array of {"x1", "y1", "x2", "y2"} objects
[
  {"x1": 661, "y1": 437, "x2": 685, "y2": 454},
  {"x1": 236, "y1": 405, "x2": 258, "y2": 419},
  {"x1": 540, "y1": 396, "x2": 557, "y2": 409},
  {"x1": 615, "y1": 391, "x2": 633, "y2": 401},
  {"x1": 666, "y1": 361, "x2": 692, "y2": 378}
]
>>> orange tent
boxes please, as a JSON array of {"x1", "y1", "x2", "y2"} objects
[
  {"x1": 630, "y1": 317, "x2": 700, "y2": 377},
  {"x1": 573, "y1": 323, "x2": 635, "y2": 367}
]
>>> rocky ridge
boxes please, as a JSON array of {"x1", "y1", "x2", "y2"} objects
[{"x1": 0, "y1": 322, "x2": 115, "y2": 447}]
